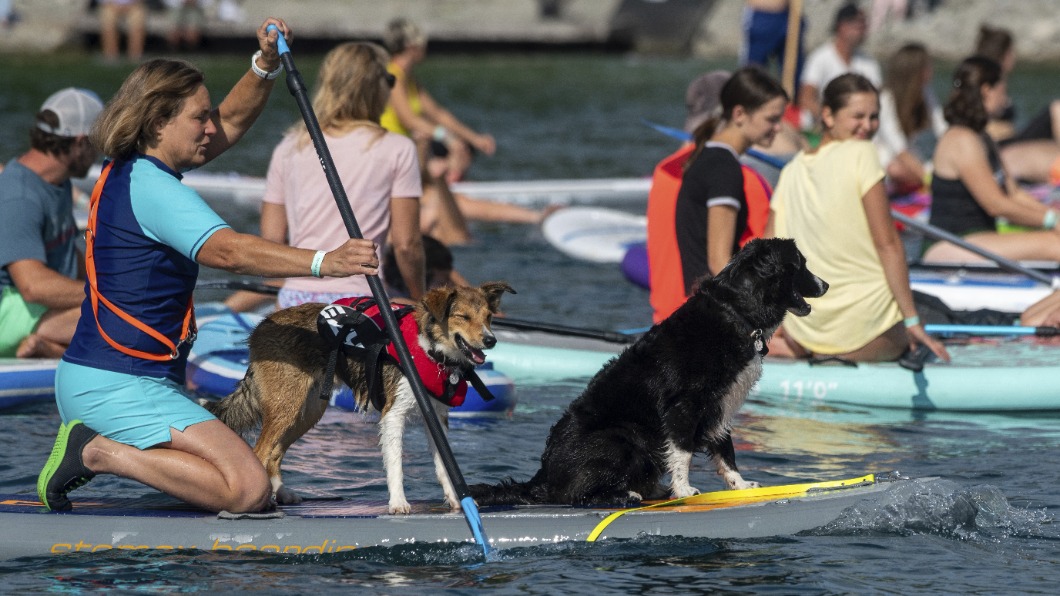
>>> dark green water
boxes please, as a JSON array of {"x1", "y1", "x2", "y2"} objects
[{"x1": 3, "y1": 51, "x2": 1057, "y2": 181}]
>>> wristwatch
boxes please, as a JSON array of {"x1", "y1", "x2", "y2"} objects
[{"x1": 251, "y1": 50, "x2": 283, "y2": 80}]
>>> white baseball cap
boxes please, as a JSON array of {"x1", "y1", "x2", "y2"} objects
[{"x1": 36, "y1": 87, "x2": 104, "y2": 137}]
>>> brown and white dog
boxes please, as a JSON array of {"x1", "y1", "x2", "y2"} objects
[{"x1": 204, "y1": 281, "x2": 515, "y2": 514}]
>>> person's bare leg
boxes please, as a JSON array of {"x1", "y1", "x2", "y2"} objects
[
  {"x1": 423, "y1": 180, "x2": 472, "y2": 246},
  {"x1": 922, "y1": 231, "x2": 1060, "y2": 264},
  {"x1": 99, "y1": 4, "x2": 121, "y2": 61},
  {"x1": 125, "y1": 3, "x2": 146, "y2": 60},
  {"x1": 31, "y1": 306, "x2": 79, "y2": 345},
  {"x1": 16, "y1": 307, "x2": 80, "y2": 358},
  {"x1": 764, "y1": 325, "x2": 811, "y2": 359},
  {"x1": 454, "y1": 193, "x2": 553, "y2": 225},
  {"x1": 81, "y1": 419, "x2": 271, "y2": 512},
  {"x1": 837, "y1": 323, "x2": 908, "y2": 363},
  {"x1": 1000, "y1": 140, "x2": 1060, "y2": 184},
  {"x1": 16, "y1": 334, "x2": 65, "y2": 358}
]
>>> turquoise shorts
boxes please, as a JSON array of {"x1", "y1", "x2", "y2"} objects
[
  {"x1": 0, "y1": 286, "x2": 46, "y2": 357},
  {"x1": 55, "y1": 360, "x2": 215, "y2": 450}
]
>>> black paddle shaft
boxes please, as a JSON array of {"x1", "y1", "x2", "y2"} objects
[{"x1": 276, "y1": 52, "x2": 474, "y2": 503}]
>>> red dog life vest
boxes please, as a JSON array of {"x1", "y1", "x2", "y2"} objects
[{"x1": 331, "y1": 297, "x2": 468, "y2": 407}]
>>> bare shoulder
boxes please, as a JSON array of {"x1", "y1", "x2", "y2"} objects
[{"x1": 934, "y1": 126, "x2": 987, "y2": 171}]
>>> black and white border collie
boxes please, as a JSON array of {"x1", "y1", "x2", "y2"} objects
[{"x1": 471, "y1": 238, "x2": 828, "y2": 506}]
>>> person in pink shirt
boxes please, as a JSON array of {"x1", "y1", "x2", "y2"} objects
[{"x1": 227, "y1": 41, "x2": 425, "y2": 312}]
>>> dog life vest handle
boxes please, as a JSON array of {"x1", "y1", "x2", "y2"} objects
[
  {"x1": 270, "y1": 25, "x2": 494, "y2": 560},
  {"x1": 85, "y1": 160, "x2": 196, "y2": 361}
]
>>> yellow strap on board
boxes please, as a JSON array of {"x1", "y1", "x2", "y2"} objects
[{"x1": 586, "y1": 473, "x2": 876, "y2": 542}]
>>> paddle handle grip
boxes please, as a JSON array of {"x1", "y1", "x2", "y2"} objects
[{"x1": 267, "y1": 24, "x2": 290, "y2": 55}]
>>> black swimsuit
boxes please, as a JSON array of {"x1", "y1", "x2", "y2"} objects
[{"x1": 928, "y1": 132, "x2": 1006, "y2": 237}]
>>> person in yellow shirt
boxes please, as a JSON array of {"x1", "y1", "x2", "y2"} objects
[
  {"x1": 379, "y1": 17, "x2": 559, "y2": 244},
  {"x1": 767, "y1": 73, "x2": 949, "y2": 363},
  {"x1": 380, "y1": 18, "x2": 495, "y2": 184}
]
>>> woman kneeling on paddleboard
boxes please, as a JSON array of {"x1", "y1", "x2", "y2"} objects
[{"x1": 36, "y1": 18, "x2": 381, "y2": 514}]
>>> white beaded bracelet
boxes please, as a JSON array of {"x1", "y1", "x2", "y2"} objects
[{"x1": 251, "y1": 50, "x2": 283, "y2": 80}]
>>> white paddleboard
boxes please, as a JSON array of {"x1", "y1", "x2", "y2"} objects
[{"x1": 542, "y1": 206, "x2": 647, "y2": 263}]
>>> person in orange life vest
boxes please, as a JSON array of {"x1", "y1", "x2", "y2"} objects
[
  {"x1": 37, "y1": 19, "x2": 382, "y2": 515},
  {"x1": 647, "y1": 68, "x2": 788, "y2": 323}
]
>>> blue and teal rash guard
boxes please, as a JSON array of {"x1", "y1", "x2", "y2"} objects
[{"x1": 63, "y1": 155, "x2": 230, "y2": 383}]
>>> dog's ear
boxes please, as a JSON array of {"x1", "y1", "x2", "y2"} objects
[
  {"x1": 421, "y1": 286, "x2": 459, "y2": 326},
  {"x1": 479, "y1": 281, "x2": 516, "y2": 313}
]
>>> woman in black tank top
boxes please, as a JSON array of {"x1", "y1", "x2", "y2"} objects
[{"x1": 923, "y1": 56, "x2": 1060, "y2": 264}]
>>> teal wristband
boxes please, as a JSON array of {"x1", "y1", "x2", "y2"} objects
[
  {"x1": 903, "y1": 315, "x2": 920, "y2": 327},
  {"x1": 311, "y1": 250, "x2": 326, "y2": 278},
  {"x1": 1043, "y1": 209, "x2": 1057, "y2": 230}
]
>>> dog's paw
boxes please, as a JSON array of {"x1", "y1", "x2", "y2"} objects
[
  {"x1": 444, "y1": 495, "x2": 462, "y2": 512},
  {"x1": 724, "y1": 472, "x2": 760, "y2": 490},
  {"x1": 671, "y1": 485, "x2": 700, "y2": 499},
  {"x1": 275, "y1": 486, "x2": 303, "y2": 505},
  {"x1": 388, "y1": 498, "x2": 412, "y2": 515}
]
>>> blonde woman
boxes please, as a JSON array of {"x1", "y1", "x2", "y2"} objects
[{"x1": 259, "y1": 41, "x2": 425, "y2": 307}]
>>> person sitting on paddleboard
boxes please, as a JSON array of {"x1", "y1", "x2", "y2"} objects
[
  {"x1": 36, "y1": 18, "x2": 382, "y2": 514},
  {"x1": 922, "y1": 56, "x2": 1060, "y2": 265},
  {"x1": 379, "y1": 17, "x2": 558, "y2": 244},
  {"x1": 0, "y1": 88, "x2": 103, "y2": 359},
  {"x1": 646, "y1": 66, "x2": 788, "y2": 323},
  {"x1": 766, "y1": 73, "x2": 949, "y2": 364}
]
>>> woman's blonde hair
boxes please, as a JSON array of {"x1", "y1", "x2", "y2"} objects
[
  {"x1": 383, "y1": 18, "x2": 427, "y2": 55},
  {"x1": 91, "y1": 58, "x2": 205, "y2": 160},
  {"x1": 290, "y1": 42, "x2": 391, "y2": 145}
]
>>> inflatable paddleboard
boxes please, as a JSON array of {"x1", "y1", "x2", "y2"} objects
[
  {"x1": 542, "y1": 206, "x2": 647, "y2": 263},
  {"x1": 0, "y1": 358, "x2": 59, "y2": 411},
  {"x1": 0, "y1": 473, "x2": 934, "y2": 560},
  {"x1": 488, "y1": 327, "x2": 1060, "y2": 412}
]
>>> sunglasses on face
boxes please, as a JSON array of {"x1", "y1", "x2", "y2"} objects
[{"x1": 384, "y1": 72, "x2": 396, "y2": 88}]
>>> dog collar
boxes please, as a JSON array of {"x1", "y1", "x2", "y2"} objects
[{"x1": 750, "y1": 329, "x2": 768, "y2": 356}]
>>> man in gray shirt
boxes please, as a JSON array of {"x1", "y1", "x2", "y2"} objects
[{"x1": 0, "y1": 88, "x2": 103, "y2": 358}]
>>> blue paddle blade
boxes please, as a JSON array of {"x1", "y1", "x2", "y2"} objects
[
  {"x1": 641, "y1": 118, "x2": 692, "y2": 142},
  {"x1": 461, "y1": 496, "x2": 496, "y2": 560}
]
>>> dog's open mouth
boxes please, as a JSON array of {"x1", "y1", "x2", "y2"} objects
[
  {"x1": 456, "y1": 334, "x2": 487, "y2": 365},
  {"x1": 788, "y1": 289, "x2": 812, "y2": 317}
]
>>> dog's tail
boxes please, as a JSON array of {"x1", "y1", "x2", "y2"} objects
[
  {"x1": 199, "y1": 370, "x2": 263, "y2": 433},
  {"x1": 468, "y1": 469, "x2": 549, "y2": 506}
]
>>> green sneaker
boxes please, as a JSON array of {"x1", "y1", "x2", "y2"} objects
[{"x1": 37, "y1": 420, "x2": 98, "y2": 512}]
